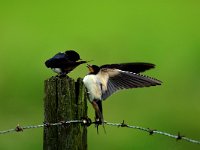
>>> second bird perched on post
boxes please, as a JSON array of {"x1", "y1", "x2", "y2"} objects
[
  {"x1": 83, "y1": 63, "x2": 162, "y2": 128},
  {"x1": 45, "y1": 50, "x2": 88, "y2": 76}
]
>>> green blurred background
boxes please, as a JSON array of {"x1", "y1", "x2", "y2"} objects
[{"x1": 0, "y1": 0, "x2": 200, "y2": 150}]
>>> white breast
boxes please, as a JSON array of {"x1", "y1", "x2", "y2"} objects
[
  {"x1": 83, "y1": 75, "x2": 102, "y2": 102},
  {"x1": 51, "y1": 68, "x2": 62, "y2": 74}
]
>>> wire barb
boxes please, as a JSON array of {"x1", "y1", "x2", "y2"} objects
[
  {"x1": 15, "y1": 124, "x2": 23, "y2": 132},
  {"x1": 147, "y1": 128, "x2": 156, "y2": 135},
  {"x1": 119, "y1": 120, "x2": 128, "y2": 127},
  {"x1": 43, "y1": 122, "x2": 50, "y2": 128},
  {"x1": 176, "y1": 132, "x2": 184, "y2": 141}
]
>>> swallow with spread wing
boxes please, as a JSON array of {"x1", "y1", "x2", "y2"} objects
[
  {"x1": 83, "y1": 63, "x2": 162, "y2": 126},
  {"x1": 45, "y1": 50, "x2": 88, "y2": 76}
]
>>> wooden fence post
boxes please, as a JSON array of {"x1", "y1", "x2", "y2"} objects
[{"x1": 43, "y1": 76, "x2": 88, "y2": 150}]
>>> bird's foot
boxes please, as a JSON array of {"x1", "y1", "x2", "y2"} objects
[
  {"x1": 94, "y1": 118, "x2": 106, "y2": 134},
  {"x1": 95, "y1": 118, "x2": 103, "y2": 125},
  {"x1": 58, "y1": 73, "x2": 68, "y2": 78}
]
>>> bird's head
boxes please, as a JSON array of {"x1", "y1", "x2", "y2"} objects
[
  {"x1": 87, "y1": 64, "x2": 100, "y2": 74},
  {"x1": 65, "y1": 50, "x2": 80, "y2": 61}
]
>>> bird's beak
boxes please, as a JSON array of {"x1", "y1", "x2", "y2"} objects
[
  {"x1": 77, "y1": 58, "x2": 82, "y2": 62},
  {"x1": 87, "y1": 64, "x2": 94, "y2": 73}
]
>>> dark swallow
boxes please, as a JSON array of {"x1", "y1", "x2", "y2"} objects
[
  {"x1": 83, "y1": 62, "x2": 162, "y2": 128},
  {"x1": 45, "y1": 50, "x2": 88, "y2": 76}
]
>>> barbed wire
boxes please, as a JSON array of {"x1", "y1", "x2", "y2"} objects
[
  {"x1": 0, "y1": 118, "x2": 200, "y2": 145},
  {"x1": 105, "y1": 120, "x2": 200, "y2": 144},
  {"x1": 0, "y1": 120, "x2": 82, "y2": 135}
]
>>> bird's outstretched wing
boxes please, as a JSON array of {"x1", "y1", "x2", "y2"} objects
[
  {"x1": 99, "y1": 68, "x2": 162, "y2": 100},
  {"x1": 100, "y1": 62, "x2": 155, "y2": 74}
]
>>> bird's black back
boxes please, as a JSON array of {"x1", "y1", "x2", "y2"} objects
[{"x1": 45, "y1": 51, "x2": 83, "y2": 68}]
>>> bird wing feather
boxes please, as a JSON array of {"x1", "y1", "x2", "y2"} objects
[
  {"x1": 100, "y1": 68, "x2": 162, "y2": 100},
  {"x1": 100, "y1": 62, "x2": 155, "y2": 73}
]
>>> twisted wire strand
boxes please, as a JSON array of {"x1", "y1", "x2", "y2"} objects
[{"x1": 0, "y1": 119, "x2": 200, "y2": 145}]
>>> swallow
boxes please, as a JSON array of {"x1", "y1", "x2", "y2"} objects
[
  {"x1": 83, "y1": 62, "x2": 162, "y2": 128},
  {"x1": 45, "y1": 50, "x2": 88, "y2": 76}
]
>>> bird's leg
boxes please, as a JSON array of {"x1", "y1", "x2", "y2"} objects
[
  {"x1": 91, "y1": 100, "x2": 106, "y2": 133},
  {"x1": 92, "y1": 101, "x2": 102, "y2": 134},
  {"x1": 91, "y1": 100, "x2": 103, "y2": 123}
]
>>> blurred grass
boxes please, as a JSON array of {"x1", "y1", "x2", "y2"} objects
[{"x1": 0, "y1": 0, "x2": 200, "y2": 150}]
